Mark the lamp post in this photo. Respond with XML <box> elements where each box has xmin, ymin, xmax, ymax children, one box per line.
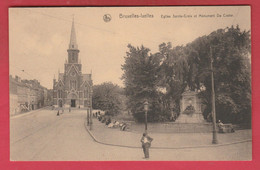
<box><xmin>87</xmin><ymin>108</ymin><xmax>90</xmax><ymax>126</ymax></box>
<box><xmin>144</xmin><ymin>100</ymin><xmax>149</xmax><ymax>133</ymax></box>
<box><xmin>89</xmin><ymin>88</ymin><xmax>93</xmax><ymax>130</ymax></box>
<box><xmin>210</xmin><ymin>46</ymin><xmax>218</xmax><ymax>144</ymax></box>
<box><xmin>170</xmin><ymin>101</ymin><xmax>174</xmax><ymax>121</ymax></box>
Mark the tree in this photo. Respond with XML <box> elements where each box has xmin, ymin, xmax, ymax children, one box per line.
<box><xmin>186</xmin><ymin>26</ymin><xmax>251</xmax><ymax>125</ymax></box>
<box><xmin>155</xmin><ymin>43</ymin><xmax>190</xmax><ymax>119</ymax></box>
<box><xmin>122</xmin><ymin>44</ymin><xmax>166</xmax><ymax>122</ymax></box>
<box><xmin>121</xmin><ymin>26</ymin><xmax>251</xmax><ymax>125</ymax></box>
<box><xmin>92</xmin><ymin>82</ymin><xmax>124</xmax><ymax>116</ymax></box>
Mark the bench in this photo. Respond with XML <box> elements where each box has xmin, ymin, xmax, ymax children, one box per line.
<box><xmin>218</xmin><ymin>123</ymin><xmax>235</xmax><ymax>133</ymax></box>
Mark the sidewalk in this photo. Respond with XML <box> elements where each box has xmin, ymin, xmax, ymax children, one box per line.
<box><xmin>10</xmin><ymin>106</ymin><xmax>50</xmax><ymax>119</ymax></box>
<box><xmin>85</xmin><ymin>119</ymin><xmax>252</xmax><ymax>149</ymax></box>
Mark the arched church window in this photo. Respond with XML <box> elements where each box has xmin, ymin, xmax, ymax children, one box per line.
<box><xmin>71</xmin><ymin>71</ymin><xmax>76</xmax><ymax>77</ymax></box>
<box><xmin>84</xmin><ymin>89</ymin><xmax>88</xmax><ymax>98</ymax></box>
<box><xmin>70</xmin><ymin>80</ymin><xmax>76</xmax><ymax>89</ymax></box>
<box><xmin>58</xmin><ymin>90</ymin><xmax>62</xmax><ymax>98</ymax></box>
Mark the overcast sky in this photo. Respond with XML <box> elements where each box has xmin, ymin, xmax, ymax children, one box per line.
<box><xmin>9</xmin><ymin>6</ymin><xmax>250</xmax><ymax>89</ymax></box>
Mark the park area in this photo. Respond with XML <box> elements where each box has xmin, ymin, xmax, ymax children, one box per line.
<box><xmin>87</xmin><ymin>115</ymin><xmax>251</xmax><ymax>150</ymax></box>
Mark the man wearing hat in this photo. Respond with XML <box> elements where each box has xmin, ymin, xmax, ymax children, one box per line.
<box><xmin>140</xmin><ymin>132</ymin><xmax>153</xmax><ymax>159</ymax></box>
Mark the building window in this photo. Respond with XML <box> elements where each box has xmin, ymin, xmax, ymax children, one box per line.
<box><xmin>79</xmin><ymin>92</ymin><xmax>83</xmax><ymax>98</ymax></box>
<box><xmin>72</xmin><ymin>53</ymin><xmax>75</xmax><ymax>61</ymax></box>
<box><xmin>58</xmin><ymin>90</ymin><xmax>62</xmax><ymax>98</ymax></box>
<box><xmin>71</xmin><ymin>71</ymin><xmax>76</xmax><ymax>77</ymax></box>
<box><xmin>84</xmin><ymin>89</ymin><xmax>88</xmax><ymax>98</ymax></box>
<box><xmin>53</xmin><ymin>91</ymin><xmax>57</xmax><ymax>98</ymax></box>
<box><xmin>70</xmin><ymin>80</ymin><xmax>76</xmax><ymax>89</ymax></box>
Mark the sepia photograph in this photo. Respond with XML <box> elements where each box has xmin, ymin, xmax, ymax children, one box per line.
<box><xmin>9</xmin><ymin>6</ymin><xmax>251</xmax><ymax>161</ymax></box>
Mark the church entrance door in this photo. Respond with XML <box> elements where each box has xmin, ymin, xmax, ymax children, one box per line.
<box><xmin>71</xmin><ymin>99</ymin><xmax>76</xmax><ymax>107</ymax></box>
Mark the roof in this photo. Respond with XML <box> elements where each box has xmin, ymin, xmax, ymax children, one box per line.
<box><xmin>82</xmin><ymin>74</ymin><xmax>92</xmax><ymax>83</ymax></box>
<box><xmin>68</xmin><ymin>18</ymin><xmax>78</xmax><ymax>50</ymax></box>
<box><xmin>58</xmin><ymin>73</ymin><xmax>64</xmax><ymax>81</ymax></box>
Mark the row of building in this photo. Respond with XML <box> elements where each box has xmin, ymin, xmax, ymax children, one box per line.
<box><xmin>9</xmin><ymin>75</ymin><xmax>52</xmax><ymax>115</ymax></box>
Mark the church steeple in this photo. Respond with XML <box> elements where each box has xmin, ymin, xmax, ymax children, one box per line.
<box><xmin>67</xmin><ymin>17</ymin><xmax>80</xmax><ymax>64</ymax></box>
<box><xmin>68</xmin><ymin>17</ymin><xmax>78</xmax><ymax>50</ymax></box>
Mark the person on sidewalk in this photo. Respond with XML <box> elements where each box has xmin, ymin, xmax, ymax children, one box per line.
<box><xmin>218</xmin><ymin>120</ymin><xmax>224</xmax><ymax>133</ymax></box>
<box><xmin>140</xmin><ymin>132</ymin><xmax>153</xmax><ymax>159</ymax></box>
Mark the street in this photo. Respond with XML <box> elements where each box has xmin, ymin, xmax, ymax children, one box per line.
<box><xmin>10</xmin><ymin>108</ymin><xmax>145</xmax><ymax>161</ymax></box>
<box><xmin>10</xmin><ymin>108</ymin><xmax>252</xmax><ymax>161</ymax></box>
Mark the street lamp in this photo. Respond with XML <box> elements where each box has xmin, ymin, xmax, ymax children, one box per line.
<box><xmin>169</xmin><ymin>100</ymin><xmax>175</xmax><ymax>121</ymax></box>
<box><xmin>144</xmin><ymin>100</ymin><xmax>149</xmax><ymax>133</ymax></box>
<box><xmin>89</xmin><ymin>88</ymin><xmax>93</xmax><ymax>130</ymax></box>
<box><xmin>210</xmin><ymin>46</ymin><xmax>218</xmax><ymax>144</ymax></box>
<box><xmin>87</xmin><ymin>107</ymin><xmax>90</xmax><ymax>126</ymax></box>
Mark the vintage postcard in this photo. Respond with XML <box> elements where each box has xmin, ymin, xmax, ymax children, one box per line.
<box><xmin>9</xmin><ymin>6</ymin><xmax>251</xmax><ymax>161</ymax></box>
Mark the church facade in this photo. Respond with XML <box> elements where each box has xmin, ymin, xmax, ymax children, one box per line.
<box><xmin>53</xmin><ymin>20</ymin><xmax>93</xmax><ymax>109</ymax></box>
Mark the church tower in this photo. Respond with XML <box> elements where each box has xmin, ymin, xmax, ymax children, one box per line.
<box><xmin>67</xmin><ymin>18</ymin><xmax>79</xmax><ymax>63</ymax></box>
<box><xmin>53</xmin><ymin>18</ymin><xmax>92</xmax><ymax>109</ymax></box>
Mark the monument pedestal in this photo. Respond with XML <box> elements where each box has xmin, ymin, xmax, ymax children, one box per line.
<box><xmin>175</xmin><ymin>112</ymin><xmax>205</xmax><ymax>123</ymax></box>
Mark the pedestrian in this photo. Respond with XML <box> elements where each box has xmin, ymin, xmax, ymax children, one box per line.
<box><xmin>69</xmin><ymin>107</ymin><xmax>71</xmax><ymax>112</ymax></box>
<box><xmin>140</xmin><ymin>132</ymin><xmax>153</xmax><ymax>159</ymax></box>
<box><xmin>218</xmin><ymin>120</ymin><xmax>224</xmax><ymax>133</ymax></box>
<box><xmin>57</xmin><ymin>110</ymin><xmax>60</xmax><ymax>116</ymax></box>
<box><xmin>106</xmin><ymin>117</ymin><xmax>111</xmax><ymax>125</ymax></box>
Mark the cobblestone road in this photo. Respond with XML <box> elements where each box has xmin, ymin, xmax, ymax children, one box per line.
<box><xmin>10</xmin><ymin>108</ymin><xmax>252</xmax><ymax>161</ymax></box>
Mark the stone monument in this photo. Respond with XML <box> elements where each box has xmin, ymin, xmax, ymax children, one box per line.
<box><xmin>175</xmin><ymin>87</ymin><xmax>205</xmax><ymax>123</ymax></box>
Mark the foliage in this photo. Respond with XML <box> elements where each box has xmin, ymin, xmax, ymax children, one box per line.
<box><xmin>92</xmin><ymin>82</ymin><xmax>125</xmax><ymax>116</ymax></box>
<box><xmin>121</xmin><ymin>44</ymin><xmax>168</xmax><ymax>122</ymax></box>
<box><xmin>121</xmin><ymin>25</ymin><xmax>251</xmax><ymax>125</ymax></box>
<box><xmin>187</xmin><ymin>26</ymin><xmax>251</xmax><ymax>125</ymax></box>
<box><xmin>155</xmin><ymin>43</ymin><xmax>189</xmax><ymax>119</ymax></box>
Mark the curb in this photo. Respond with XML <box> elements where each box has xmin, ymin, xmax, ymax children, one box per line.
<box><xmin>84</xmin><ymin>120</ymin><xmax>141</xmax><ymax>149</ymax></box>
<box><xmin>84</xmin><ymin>120</ymin><xmax>252</xmax><ymax>150</ymax></box>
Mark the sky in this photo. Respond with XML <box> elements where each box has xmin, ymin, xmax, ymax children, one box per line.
<box><xmin>9</xmin><ymin>6</ymin><xmax>251</xmax><ymax>89</ymax></box>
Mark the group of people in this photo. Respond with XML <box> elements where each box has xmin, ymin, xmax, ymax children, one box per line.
<box><xmin>95</xmin><ymin>112</ymin><xmax>130</xmax><ymax>131</ymax></box>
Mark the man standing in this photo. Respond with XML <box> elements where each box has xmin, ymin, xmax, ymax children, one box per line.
<box><xmin>140</xmin><ymin>132</ymin><xmax>153</xmax><ymax>159</ymax></box>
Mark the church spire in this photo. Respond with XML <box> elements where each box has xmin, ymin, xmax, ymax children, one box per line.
<box><xmin>69</xmin><ymin>16</ymin><xmax>78</xmax><ymax>50</ymax></box>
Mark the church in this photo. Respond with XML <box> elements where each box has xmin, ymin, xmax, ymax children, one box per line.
<box><xmin>53</xmin><ymin>19</ymin><xmax>93</xmax><ymax>109</ymax></box>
